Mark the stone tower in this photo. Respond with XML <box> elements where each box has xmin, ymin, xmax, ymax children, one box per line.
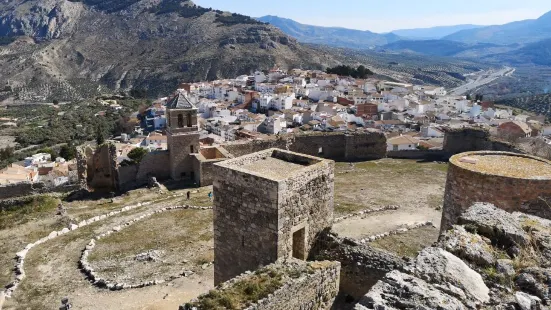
<box><xmin>212</xmin><ymin>149</ymin><xmax>335</xmax><ymax>284</ymax></box>
<box><xmin>166</xmin><ymin>92</ymin><xmax>200</xmax><ymax>181</ymax></box>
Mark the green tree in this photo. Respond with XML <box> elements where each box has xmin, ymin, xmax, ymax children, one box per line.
<box><xmin>59</xmin><ymin>145</ymin><xmax>76</xmax><ymax>160</ymax></box>
<box><xmin>127</xmin><ymin>147</ymin><xmax>148</xmax><ymax>164</ymax></box>
<box><xmin>96</xmin><ymin>124</ymin><xmax>105</xmax><ymax>145</ymax></box>
<box><xmin>0</xmin><ymin>147</ymin><xmax>14</xmax><ymax>161</ymax></box>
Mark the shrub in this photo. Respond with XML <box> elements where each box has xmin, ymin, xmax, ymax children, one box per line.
<box><xmin>127</xmin><ymin>147</ymin><xmax>148</xmax><ymax>164</ymax></box>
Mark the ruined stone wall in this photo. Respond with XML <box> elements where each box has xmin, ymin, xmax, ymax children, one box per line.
<box><xmin>117</xmin><ymin>165</ymin><xmax>139</xmax><ymax>192</ymax></box>
<box><xmin>88</xmin><ymin>143</ymin><xmax>118</xmax><ymax>191</ymax></box>
<box><xmin>0</xmin><ymin>182</ymin><xmax>46</xmax><ymax>200</ymax></box>
<box><xmin>136</xmin><ymin>151</ymin><xmax>170</xmax><ymax>183</ymax></box>
<box><xmin>182</xmin><ymin>260</ymin><xmax>341</xmax><ymax>310</ymax></box>
<box><xmin>443</xmin><ymin>128</ymin><xmax>519</xmax><ymax>155</ymax></box>
<box><xmin>310</xmin><ymin>230</ymin><xmax>405</xmax><ymax>301</ymax></box>
<box><xmin>344</xmin><ymin>131</ymin><xmax>387</xmax><ymax>161</ymax></box>
<box><xmin>213</xmin><ymin>161</ymin><xmax>280</xmax><ymax>285</ymax></box>
<box><xmin>386</xmin><ymin>150</ymin><xmax>449</xmax><ymax>160</ymax></box>
<box><xmin>196</xmin><ymin>158</ymin><xmax>225</xmax><ymax>187</ymax></box>
<box><xmin>76</xmin><ymin>146</ymin><xmax>88</xmax><ymax>190</ymax></box>
<box><xmin>441</xmin><ymin>151</ymin><xmax>551</xmax><ymax>232</ymax></box>
<box><xmin>222</xmin><ymin>131</ymin><xmax>386</xmax><ymax>161</ymax></box>
<box><xmin>118</xmin><ymin>151</ymin><xmax>171</xmax><ymax>191</ymax></box>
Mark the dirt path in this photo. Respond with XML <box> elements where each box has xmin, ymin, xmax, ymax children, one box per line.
<box><xmin>333</xmin><ymin>204</ymin><xmax>442</xmax><ymax>239</ymax></box>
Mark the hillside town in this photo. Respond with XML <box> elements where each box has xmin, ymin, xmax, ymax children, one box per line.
<box><xmin>1</xmin><ymin>66</ymin><xmax>550</xmax><ymax>186</ymax></box>
<box><xmin>130</xmin><ymin>67</ymin><xmax>549</xmax><ymax>155</ymax></box>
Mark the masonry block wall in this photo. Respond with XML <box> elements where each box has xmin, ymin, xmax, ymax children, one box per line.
<box><xmin>443</xmin><ymin>128</ymin><xmax>519</xmax><ymax>155</ymax></box>
<box><xmin>213</xmin><ymin>149</ymin><xmax>334</xmax><ymax>285</ymax></box>
<box><xmin>441</xmin><ymin>151</ymin><xmax>551</xmax><ymax>232</ymax></box>
<box><xmin>88</xmin><ymin>143</ymin><xmax>118</xmax><ymax>191</ymax></box>
<box><xmin>222</xmin><ymin>131</ymin><xmax>386</xmax><ymax>162</ymax></box>
<box><xmin>168</xmin><ymin>132</ymin><xmax>200</xmax><ymax>180</ymax></box>
<box><xmin>118</xmin><ymin>151</ymin><xmax>171</xmax><ymax>191</ymax></box>
<box><xmin>0</xmin><ymin>182</ymin><xmax>46</xmax><ymax>200</ymax></box>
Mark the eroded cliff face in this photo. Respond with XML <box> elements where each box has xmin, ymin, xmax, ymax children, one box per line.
<box><xmin>0</xmin><ymin>0</ymin><xmax>84</xmax><ymax>39</ymax></box>
<box><xmin>0</xmin><ymin>0</ymin><xmax>334</xmax><ymax>101</ymax></box>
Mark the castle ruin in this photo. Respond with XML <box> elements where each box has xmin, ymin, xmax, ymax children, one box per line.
<box><xmin>212</xmin><ymin>149</ymin><xmax>334</xmax><ymax>284</ymax></box>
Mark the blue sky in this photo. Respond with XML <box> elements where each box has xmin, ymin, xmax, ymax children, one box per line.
<box><xmin>194</xmin><ymin>0</ymin><xmax>551</xmax><ymax>32</ymax></box>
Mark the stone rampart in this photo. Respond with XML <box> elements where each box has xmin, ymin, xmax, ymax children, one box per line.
<box><xmin>441</xmin><ymin>151</ymin><xmax>551</xmax><ymax>232</ymax></box>
<box><xmin>442</xmin><ymin>127</ymin><xmax>519</xmax><ymax>155</ymax></box>
<box><xmin>0</xmin><ymin>182</ymin><xmax>46</xmax><ymax>200</ymax></box>
<box><xmin>191</xmin><ymin>147</ymin><xmax>233</xmax><ymax>186</ymax></box>
<box><xmin>222</xmin><ymin>131</ymin><xmax>386</xmax><ymax>162</ymax></box>
<box><xmin>310</xmin><ymin>230</ymin><xmax>405</xmax><ymax>301</ymax></box>
<box><xmin>118</xmin><ymin>151</ymin><xmax>171</xmax><ymax>191</ymax></box>
<box><xmin>182</xmin><ymin>260</ymin><xmax>340</xmax><ymax>310</ymax></box>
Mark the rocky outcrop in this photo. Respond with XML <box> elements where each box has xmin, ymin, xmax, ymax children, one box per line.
<box><xmin>310</xmin><ymin>230</ymin><xmax>405</xmax><ymax>300</ymax></box>
<box><xmin>0</xmin><ymin>0</ymin><xmax>83</xmax><ymax>39</ymax></box>
<box><xmin>357</xmin><ymin>203</ymin><xmax>551</xmax><ymax>309</ymax></box>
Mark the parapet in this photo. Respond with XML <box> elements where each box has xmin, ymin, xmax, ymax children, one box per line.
<box><xmin>441</xmin><ymin>151</ymin><xmax>551</xmax><ymax>231</ymax></box>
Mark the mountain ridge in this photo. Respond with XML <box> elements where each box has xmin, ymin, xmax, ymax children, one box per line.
<box><xmin>443</xmin><ymin>10</ymin><xmax>551</xmax><ymax>44</ymax></box>
<box><xmin>0</xmin><ymin>0</ymin><xmax>337</xmax><ymax>101</ymax></box>
<box><xmin>257</xmin><ymin>15</ymin><xmax>401</xmax><ymax>49</ymax></box>
<box><xmin>391</xmin><ymin>24</ymin><xmax>483</xmax><ymax>39</ymax></box>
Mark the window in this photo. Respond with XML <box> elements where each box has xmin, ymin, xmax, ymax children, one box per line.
<box><xmin>190</xmin><ymin>145</ymin><xmax>194</xmax><ymax>153</ymax></box>
<box><xmin>187</xmin><ymin>113</ymin><xmax>193</xmax><ymax>127</ymax></box>
<box><xmin>318</xmin><ymin>147</ymin><xmax>323</xmax><ymax>155</ymax></box>
<box><xmin>177</xmin><ymin>114</ymin><xmax>184</xmax><ymax>128</ymax></box>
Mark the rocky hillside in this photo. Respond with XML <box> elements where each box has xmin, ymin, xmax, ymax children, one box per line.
<box><xmin>0</xmin><ymin>0</ymin><xmax>338</xmax><ymax>101</ymax></box>
<box><xmin>358</xmin><ymin>202</ymin><xmax>551</xmax><ymax>309</ymax></box>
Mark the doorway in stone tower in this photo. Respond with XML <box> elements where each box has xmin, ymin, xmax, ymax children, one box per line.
<box><xmin>292</xmin><ymin>226</ymin><xmax>307</xmax><ymax>260</ymax></box>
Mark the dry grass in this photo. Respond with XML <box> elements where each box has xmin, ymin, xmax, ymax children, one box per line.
<box><xmin>88</xmin><ymin>208</ymin><xmax>213</xmax><ymax>284</ymax></box>
<box><xmin>0</xmin><ymin>195</ymin><xmax>60</xmax><ymax>230</ymax></box>
<box><xmin>370</xmin><ymin>226</ymin><xmax>440</xmax><ymax>257</ymax></box>
<box><xmin>188</xmin><ymin>270</ymin><xmax>283</xmax><ymax>310</ymax></box>
<box><xmin>334</xmin><ymin>159</ymin><xmax>448</xmax><ymax>215</ymax></box>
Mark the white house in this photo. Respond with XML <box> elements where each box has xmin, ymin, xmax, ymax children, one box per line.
<box><xmin>421</xmin><ymin>126</ymin><xmax>445</xmax><ymax>138</ymax></box>
<box><xmin>387</xmin><ymin>135</ymin><xmax>420</xmax><ymax>151</ymax></box>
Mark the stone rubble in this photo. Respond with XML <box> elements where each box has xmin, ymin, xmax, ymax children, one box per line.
<box><xmin>358</xmin><ymin>220</ymin><xmax>435</xmax><ymax>244</ymax></box>
<box><xmin>334</xmin><ymin>205</ymin><xmax>400</xmax><ymax>223</ymax></box>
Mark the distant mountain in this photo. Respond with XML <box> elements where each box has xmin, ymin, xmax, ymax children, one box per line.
<box><xmin>257</xmin><ymin>15</ymin><xmax>401</xmax><ymax>49</ymax></box>
<box><xmin>485</xmin><ymin>38</ymin><xmax>551</xmax><ymax>66</ymax></box>
<box><xmin>381</xmin><ymin>40</ymin><xmax>518</xmax><ymax>58</ymax></box>
<box><xmin>444</xmin><ymin>10</ymin><xmax>551</xmax><ymax>44</ymax></box>
<box><xmin>391</xmin><ymin>25</ymin><xmax>483</xmax><ymax>39</ymax></box>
